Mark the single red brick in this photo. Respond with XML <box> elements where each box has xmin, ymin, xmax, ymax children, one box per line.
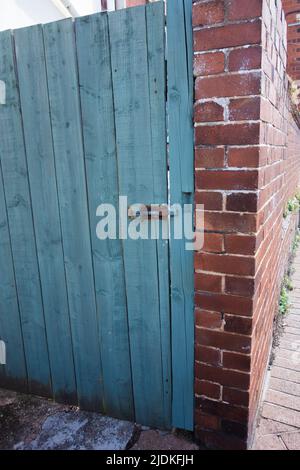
<box><xmin>196</xmin><ymin>366</ymin><xmax>250</xmax><ymax>390</ymax></box>
<box><xmin>223</xmin><ymin>351</ymin><xmax>251</xmax><ymax>372</ymax></box>
<box><xmin>195</xmin><ymin>273</ymin><xmax>223</xmax><ymax>293</ymax></box>
<box><xmin>201</xmin><ymin>211</ymin><xmax>257</xmax><ymax>233</ymax></box>
<box><xmin>195</xmin><ymin>411</ymin><xmax>220</xmax><ymax>431</ymax></box>
<box><xmin>225</xmin><ymin>276</ymin><xmax>255</xmax><ymax>297</ymax></box>
<box><xmin>195</xmin><ymin>101</ymin><xmax>224</xmax><ymax>122</ymax></box>
<box><xmin>228</xmin><ymin>147</ymin><xmax>260</xmax><ymax>168</ymax></box>
<box><xmin>194</xmin><ymin>52</ymin><xmax>225</xmax><ymax>77</ymax></box>
<box><xmin>195</xmin><ymin>345</ymin><xmax>221</xmax><ymax>366</ymax></box>
<box><xmin>196</xmin><ymin>170</ymin><xmax>259</xmax><ymax>190</ymax></box>
<box><xmin>193</xmin><ymin>0</ymin><xmax>225</xmax><ymax>26</ymax></box>
<box><xmin>195</xmin><ymin>123</ymin><xmax>260</xmax><ymax>146</ymax></box>
<box><xmin>195</xmin><ymin>378</ymin><xmax>221</xmax><ymax>400</ymax></box>
<box><xmin>195</xmin><ymin>72</ymin><xmax>261</xmax><ymax>99</ymax></box>
<box><xmin>202</xmin><ymin>233</ymin><xmax>224</xmax><ymax>253</ymax></box>
<box><xmin>229</xmin><ymin>97</ymin><xmax>261</xmax><ymax>121</ymax></box>
<box><xmin>224</xmin><ymin>234</ymin><xmax>256</xmax><ymax>255</ymax></box>
<box><xmin>226</xmin><ymin>192</ymin><xmax>258</xmax><ymax>212</ymax></box>
<box><xmin>195</xmin><ymin>191</ymin><xmax>223</xmax><ymax>210</ymax></box>
<box><xmin>195</xmin><ymin>147</ymin><xmax>225</xmax><ymax>168</ymax></box>
<box><xmin>196</xmin><ymin>309</ymin><xmax>223</xmax><ymax>328</ymax></box>
<box><xmin>224</xmin><ymin>314</ymin><xmax>253</xmax><ymax>335</ymax></box>
<box><xmin>223</xmin><ymin>387</ymin><xmax>250</xmax><ymax>407</ymax></box>
<box><xmin>195</xmin><ymin>292</ymin><xmax>253</xmax><ymax>317</ymax></box>
<box><xmin>229</xmin><ymin>46</ymin><xmax>262</xmax><ymax>72</ymax></box>
<box><xmin>195</xmin><ymin>253</ymin><xmax>255</xmax><ymax>276</ymax></box>
<box><xmin>194</xmin><ymin>21</ymin><xmax>262</xmax><ymax>52</ymax></box>
<box><xmin>228</xmin><ymin>0</ymin><xmax>262</xmax><ymax>21</ymax></box>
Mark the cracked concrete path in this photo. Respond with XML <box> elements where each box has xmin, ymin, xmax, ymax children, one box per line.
<box><xmin>0</xmin><ymin>389</ymin><xmax>198</xmax><ymax>450</ymax></box>
<box><xmin>253</xmin><ymin>249</ymin><xmax>300</xmax><ymax>450</ymax></box>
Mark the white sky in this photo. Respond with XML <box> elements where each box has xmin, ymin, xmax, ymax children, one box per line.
<box><xmin>0</xmin><ymin>0</ymin><xmax>102</xmax><ymax>32</ymax></box>
<box><xmin>71</xmin><ymin>0</ymin><xmax>101</xmax><ymax>15</ymax></box>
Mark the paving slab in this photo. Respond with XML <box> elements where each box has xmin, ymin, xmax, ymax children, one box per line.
<box><xmin>255</xmin><ymin>418</ymin><xmax>298</xmax><ymax>436</ymax></box>
<box><xmin>253</xmin><ymin>434</ymin><xmax>286</xmax><ymax>451</ymax></box>
<box><xmin>273</xmin><ymin>357</ymin><xmax>300</xmax><ymax>372</ymax></box>
<box><xmin>279</xmin><ymin>340</ymin><xmax>300</xmax><ymax>352</ymax></box>
<box><xmin>281</xmin><ymin>432</ymin><xmax>300</xmax><ymax>450</ymax></box>
<box><xmin>287</xmin><ymin>310</ymin><xmax>300</xmax><ymax>317</ymax></box>
<box><xmin>261</xmin><ymin>402</ymin><xmax>300</xmax><ymax>428</ymax></box>
<box><xmin>15</xmin><ymin>411</ymin><xmax>135</xmax><ymax>450</ymax></box>
<box><xmin>269</xmin><ymin>376</ymin><xmax>300</xmax><ymax>397</ymax></box>
<box><xmin>0</xmin><ymin>390</ymin><xmax>134</xmax><ymax>450</ymax></box>
<box><xmin>279</xmin><ymin>333</ymin><xmax>300</xmax><ymax>344</ymax></box>
<box><xmin>275</xmin><ymin>348</ymin><xmax>300</xmax><ymax>360</ymax></box>
<box><xmin>284</xmin><ymin>327</ymin><xmax>300</xmax><ymax>336</ymax></box>
<box><xmin>266</xmin><ymin>390</ymin><xmax>300</xmax><ymax>412</ymax></box>
<box><xmin>285</xmin><ymin>319</ymin><xmax>300</xmax><ymax>328</ymax></box>
<box><xmin>271</xmin><ymin>366</ymin><xmax>300</xmax><ymax>383</ymax></box>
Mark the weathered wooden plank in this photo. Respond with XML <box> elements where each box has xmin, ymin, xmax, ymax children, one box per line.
<box><xmin>14</xmin><ymin>25</ymin><xmax>77</xmax><ymax>404</ymax></box>
<box><xmin>108</xmin><ymin>5</ymin><xmax>167</xmax><ymax>427</ymax></box>
<box><xmin>167</xmin><ymin>0</ymin><xmax>195</xmax><ymax>431</ymax></box>
<box><xmin>0</xmin><ymin>161</ymin><xmax>27</xmax><ymax>392</ymax></box>
<box><xmin>146</xmin><ymin>1</ymin><xmax>171</xmax><ymax>428</ymax></box>
<box><xmin>0</xmin><ymin>30</ymin><xmax>52</xmax><ymax>396</ymax></box>
<box><xmin>43</xmin><ymin>19</ymin><xmax>104</xmax><ymax>410</ymax></box>
<box><xmin>75</xmin><ymin>12</ymin><xmax>134</xmax><ymax>420</ymax></box>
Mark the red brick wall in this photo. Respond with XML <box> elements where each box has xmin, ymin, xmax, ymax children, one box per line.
<box><xmin>249</xmin><ymin>0</ymin><xmax>300</xmax><ymax>440</ymax></box>
<box><xmin>283</xmin><ymin>0</ymin><xmax>300</xmax><ymax>82</ymax></box>
<box><xmin>194</xmin><ymin>0</ymin><xmax>300</xmax><ymax>449</ymax></box>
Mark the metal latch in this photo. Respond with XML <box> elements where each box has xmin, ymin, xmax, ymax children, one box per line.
<box><xmin>128</xmin><ymin>204</ymin><xmax>177</xmax><ymax>220</ymax></box>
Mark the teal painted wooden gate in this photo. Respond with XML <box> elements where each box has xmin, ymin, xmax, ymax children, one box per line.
<box><xmin>0</xmin><ymin>1</ymin><xmax>194</xmax><ymax>430</ymax></box>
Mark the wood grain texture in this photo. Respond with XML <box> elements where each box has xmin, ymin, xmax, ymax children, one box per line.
<box><xmin>108</xmin><ymin>5</ymin><xmax>168</xmax><ymax>428</ymax></box>
<box><xmin>0</xmin><ymin>158</ymin><xmax>27</xmax><ymax>392</ymax></box>
<box><xmin>43</xmin><ymin>19</ymin><xmax>104</xmax><ymax>411</ymax></box>
<box><xmin>0</xmin><ymin>30</ymin><xmax>52</xmax><ymax>396</ymax></box>
<box><xmin>14</xmin><ymin>25</ymin><xmax>77</xmax><ymax>404</ymax></box>
<box><xmin>75</xmin><ymin>12</ymin><xmax>134</xmax><ymax>420</ymax></box>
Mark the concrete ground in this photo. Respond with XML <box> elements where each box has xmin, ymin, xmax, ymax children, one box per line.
<box><xmin>253</xmin><ymin>249</ymin><xmax>300</xmax><ymax>450</ymax></box>
<box><xmin>0</xmin><ymin>389</ymin><xmax>198</xmax><ymax>450</ymax></box>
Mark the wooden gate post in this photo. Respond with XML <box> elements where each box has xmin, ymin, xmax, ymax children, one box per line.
<box><xmin>167</xmin><ymin>0</ymin><xmax>195</xmax><ymax>431</ymax></box>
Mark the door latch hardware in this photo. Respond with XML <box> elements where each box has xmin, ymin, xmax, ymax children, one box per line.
<box><xmin>128</xmin><ymin>205</ymin><xmax>177</xmax><ymax>220</ymax></box>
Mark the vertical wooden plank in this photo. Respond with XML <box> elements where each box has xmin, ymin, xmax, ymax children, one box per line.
<box><xmin>108</xmin><ymin>5</ymin><xmax>168</xmax><ymax>427</ymax></box>
<box><xmin>75</xmin><ymin>12</ymin><xmax>134</xmax><ymax>420</ymax></box>
<box><xmin>14</xmin><ymin>25</ymin><xmax>77</xmax><ymax>404</ymax></box>
<box><xmin>146</xmin><ymin>2</ymin><xmax>171</xmax><ymax>428</ymax></box>
<box><xmin>0</xmin><ymin>30</ymin><xmax>52</xmax><ymax>396</ymax></box>
<box><xmin>43</xmin><ymin>19</ymin><xmax>104</xmax><ymax>411</ymax></box>
<box><xmin>167</xmin><ymin>0</ymin><xmax>195</xmax><ymax>430</ymax></box>
<box><xmin>0</xmin><ymin>161</ymin><xmax>27</xmax><ymax>392</ymax></box>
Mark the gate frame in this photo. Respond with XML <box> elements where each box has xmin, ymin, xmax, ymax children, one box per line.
<box><xmin>167</xmin><ymin>0</ymin><xmax>195</xmax><ymax>431</ymax></box>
